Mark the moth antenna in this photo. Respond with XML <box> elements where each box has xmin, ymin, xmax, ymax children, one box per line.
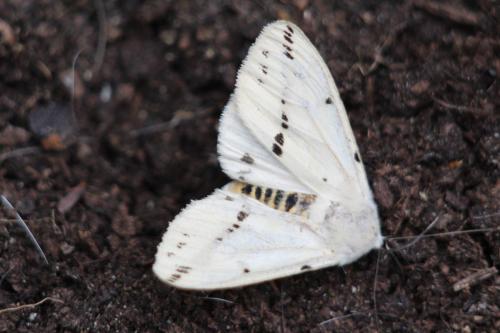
<box><xmin>1</xmin><ymin>195</ymin><xmax>48</xmax><ymax>264</ymax></box>
<box><xmin>384</xmin><ymin>212</ymin><xmax>499</xmax><ymax>253</ymax></box>
<box><xmin>383</xmin><ymin>243</ymin><xmax>405</xmax><ymax>273</ymax></box>
<box><xmin>385</xmin><ymin>216</ymin><xmax>441</xmax><ymax>252</ymax></box>
<box><xmin>386</xmin><ymin>227</ymin><xmax>499</xmax><ymax>249</ymax></box>
<box><xmin>372</xmin><ymin>249</ymin><xmax>382</xmax><ymax>331</ymax></box>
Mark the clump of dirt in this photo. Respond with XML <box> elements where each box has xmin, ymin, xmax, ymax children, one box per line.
<box><xmin>0</xmin><ymin>1</ymin><xmax>498</xmax><ymax>332</ymax></box>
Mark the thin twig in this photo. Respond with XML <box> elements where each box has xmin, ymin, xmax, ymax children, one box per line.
<box><xmin>92</xmin><ymin>0</ymin><xmax>107</xmax><ymax>74</ymax></box>
<box><xmin>373</xmin><ymin>250</ymin><xmax>381</xmax><ymax>331</ymax></box>
<box><xmin>413</xmin><ymin>0</ymin><xmax>482</xmax><ymax>27</ymax></box>
<box><xmin>387</xmin><ymin>227</ymin><xmax>499</xmax><ymax>241</ymax></box>
<box><xmin>472</xmin><ymin>212</ymin><xmax>500</xmax><ymax>219</ymax></box>
<box><xmin>363</xmin><ymin>21</ymin><xmax>408</xmax><ymax>75</ymax></box>
<box><xmin>433</xmin><ymin>97</ymin><xmax>487</xmax><ymax>115</ymax></box>
<box><xmin>0</xmin><ymin>219</ymin><xmax>18</xmax><ymax>224</ymax></box>
<box><xmin>280</xmin><ymin>283</ymin><xmax>285</xmax><ymax>333</ymax></box>
<box><xmin>1</xmin><ymin>195</ymin><xmax>48</xmax><ymax>264</ymax></box>
<box><xmin>318</xmin><ymin>311</ymin><xmax>364</xmax><ymax>326</ymax></box>
<box><xmin>388</xmin><ymin>216</ymin><xmax>440</xmax><ymax>251</ymax></box>
<box><xmin>0</xmin><ymin>267</ymin><xmax>13</xmax><ymax>287</ymax></box>
<box><xmin>71</xmin><ymin>49</ymin><xmax>83</xmax><ymax>126</ymax></box>
<box><xmin>0</xmin><ymin>146</ymin><xmax>41</xmax><ymax>164</ymax></box>
<box><xmin>452</xmin><ymin>267</ymin><xmax>498</xmax><ymax>292</ymax></box>
<box><xmin>130</xmin><ymin>109</ymin><xmax>211</xmax><ymax>137</ymax></box>
<box><xmin>0</xmin><ymin>297</ymin><xmax>63</xmax><ymax>315</ymax></box>
<box><xmin>198</xmin><ymin>296</ymin><xmax>234</xmax><ymax>305</ymax></box>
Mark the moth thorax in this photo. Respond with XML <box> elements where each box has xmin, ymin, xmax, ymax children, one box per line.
<box><xmin>227</xmin><ymin>181</ymin><xmax>316</xmax><ymax>217</ymax></box>
<box><xmin>308</xmin><ymin>197</ymin><xmax>383</xmax><ymax>263</ymax></box>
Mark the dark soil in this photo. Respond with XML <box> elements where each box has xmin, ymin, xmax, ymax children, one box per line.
<box><xmin>1</xmin><ymin>1</ymin><xmax>499</xmax><ymax>332</ymax></box>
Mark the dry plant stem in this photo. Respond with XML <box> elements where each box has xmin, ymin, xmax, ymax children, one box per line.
<box><xmin>0</xmin><ymin>146</ymin><xmax>41</xmax><ymax>164</ymax></box>
<box><xmin>413</xmin><ymin>0</ymin><xmax>482</xmax><ymax>26</ymax></box>
<box><xmin>387</xmin><ymin>227</ymin><xmax>500</xmax><ymax>241</ymax></box>
<box><xmin>365</xmin><ymin>21</ymin><xmax>408</xmax><ymax>75</ymax></box>
<box><xmin>199</xmin><ymin>296</ymin><xmax>234</xmax><ymax>305</ymax></box>
<box><xmin>433</xmin><ymin>97</ymin><xmax>486</xmax><ymax>115</ymax></box>
<box><xmin>129</xmin><ymin>109</ymin><xmax>211</xmax><ymax>137</ymax></box>
<box><xmin>71</xmin><ymin>49</ymin><xmax>83</xmax><ymax>126</ymax></box>
<box><xmin>452</xmin><ymin>267</ymin><xmax>498</xmax><ymax>292</ymax></box>
<box><xmin>280</xmin><ymin>283</ymin><xmax>286</xmax><ymax>333</ymax></box>
<box><xmin>0</xmin><ymin>195</ymin><xmax>49</xmax><ymax>264</ymax></box>
<box><xmin>472</xmin><ymin>212</ymin><xmax>500</xmax><ymax>219</ymax></box>
<box><xmin>92</xmin><ymin>0</ymin><xmax>107</xmax><ymax>74</ymax></box>
<box><xmin>388</xmin><ymin>216</ymin><xmax>440</xmax><ymax>251</ymax></box>
<box><xmin>372</xmin><ymin>249</ymin><xmax>381</xmax><ymax>331</ymax></box>
<box><xmin>318</xmin><ymin>312</ymin><xmax>364</xmax><ymax>326</ymax></box>
<box><xmin>0</xmin><ymin>219</ymin><xmax>18</xmax><ymax>224</ymax></box>
<box><xmin>0</xmin><ymin>297</ymin><xmax>63</xmax><ymax>315</ymax></box>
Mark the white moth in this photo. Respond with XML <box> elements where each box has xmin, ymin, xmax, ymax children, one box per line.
<box><xmin>153</xmin><ymin>20</ymin><xmax>383</xmax><ymax>290</ymax></box>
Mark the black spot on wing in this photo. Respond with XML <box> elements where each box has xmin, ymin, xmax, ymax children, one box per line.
<box><xmin>326</xmin><ymin>97</ymin><xmax>333</xmax><ymax>104</ymax></box>
<box><xmin>301</xmin><ymin>265</ymin><xmax>312</xmax><ymax>271</ymax></box>
<box><xmin>281</xmin><ymin>114</ymin><xmax>289</xmax><ymax>129</ymax></box>
<box><xmin>237</xmin><ymin>211</ymin><xmax>248</xmax><ymax>221</ymax></box>
<box><xmin>261</xmin><ymin>64</ymin><xmax>268</xmax><ymax>75</ymax></box>
<box><xmin>284</xmin><ymin>51</ymin><xmax>294</xmax><ymax>60</ymax></box>
<box><xmin>264</xmin><ymin>188</ymin><xmax>272</xmax><ymax>203</ymax></box>
<box><xmin>233</xmin><ymin>224</ymin><xmax>240</xmax><ymax>229</ymax></box>
<box><xmin>275</xmin><ymin>133</ymin><xmax>284</xmax><ymax>146</ymax></box>
<box><xmin>241</xmin><ymin>153</ymin><xmax>254</xmax><ymax>164</ymax></box>
<box><xmin>262</xmin><ymin>50</ymin><xmax>269</xmax><ymax>57</ymax></box>
<box><xmin>283</xmin><ymin>43</ymin><xmax>292</xmax><ymax>52</ymax></box>
<box><xmin>244</xmin><ymin>268</ymin><xmax>250</xmax><ymax>273</ymax></box>
<box><xmin>255</xmin><ymin>186</ymin><xmax>262</xmax><ymax>200</ymax></box>
<box><xmin>354</xmin><ymin>153</ymin><xmax>361</xmax><ymax>162</ymax></box>
<box><xmin>168</xmin><ymin>273</ymin><xmax>182</xmax><ymax>283</ymax></box>
<box><xmin>281</xmin><ymin>99</ymin><xmax>285</xmax><ymax>104</ymax></box>
<box><xmin>242</xmin><ymin>184</ymin><xmax>253</xmax><ymax>194</ymax></box>
<box><xmin>285</xmin><ymin>193</ymin><xmax>298</xmax><ymax>212</ymax></box>
<box><xmin>272</xmin><ymin>144</ymin><xmax>283</xmax><ymax>156</ymax></box>
<box><xmin>274</xmin><ymin>190</ymin><xmax>284</xmax><ymax>208</ymax></box>
<box><xmin>322</xmin><ymin>177</ymin><xmax>327</xmax><ymax>182</ymax></box>
<box><xmin>284</xmin><ymin>30</ymin><xmax>293</xmax><ymax>43</ymax></box>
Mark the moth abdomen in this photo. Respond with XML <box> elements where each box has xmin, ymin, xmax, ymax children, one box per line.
<box><xmin>228</xmin><ymin>181</ymin><xmax>315</xmax><ymax>216</ymax></box>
